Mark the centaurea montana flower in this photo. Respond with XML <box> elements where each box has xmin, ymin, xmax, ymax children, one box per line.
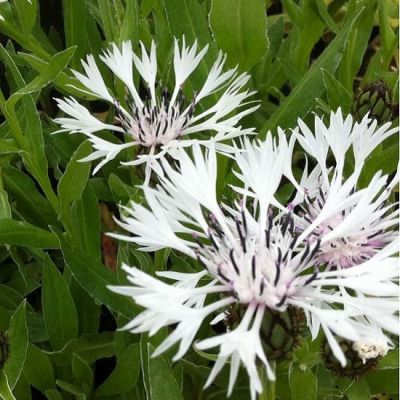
<box><xmin>108</xmin><ymin>125</ymin><xmax>398</xmax><ymax>398</ymax></box>
<box><xmin>292</xmin><ymin>109</ymin><xmax>398</xmax><ymax>269</ymax></box>
<box><xmin>54</xmin><ymin>38</ymin><xmax>257</xmax><ymax>177</ymax></box>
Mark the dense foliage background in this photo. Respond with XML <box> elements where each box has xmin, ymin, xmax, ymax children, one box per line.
<box><xmin>0</xmin><ymin>0</ymin><xmax>398</xmax><ymax>399</ymax></box>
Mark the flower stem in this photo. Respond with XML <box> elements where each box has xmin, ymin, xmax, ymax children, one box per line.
<box><xmin>258</xmin><ymin>361</ymin><xmax>276</xmax><ymax>400</ymax></box>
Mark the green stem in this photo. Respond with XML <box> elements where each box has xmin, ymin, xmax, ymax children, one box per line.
<box><xmin>258</xmin><ymin>360</ymin><xmax>276</xmax><ymax>400</ymax></box>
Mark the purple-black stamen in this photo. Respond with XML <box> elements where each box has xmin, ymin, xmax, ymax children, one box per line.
<box><xmin>259</xmin><ymin>279</ymin><xmax>265</xmax><ymax>295</ymax></box>
<box><xmin>274</xmin><ymin>248</ymin><xmax>282</xmax><ymax>286</ymax></box>
<box><xmin>281</xmin><ymin>214</ymin><xmax>291</xmax><ymax>236</ymax></box>
<box><xmin>192</xmin><ymin>233</ymin><xmax>204</xmax><ymax>248</ymax></box>
<box><xmin>241</xmin><ymin>208</ymin><xmax>248</xmax><ymax>234</ymax></box>
<box><xmin>235</xmin><ymin>218</ymin><xmax>247</xmax><ymax>253</ymax></box>
<box><xmin>304</xmin><ymin>272</ymin><xmax>318</xmax><ymax>286</ymax></box>
<box><xmin>209</xmin><ymin>231</ymin><xmax>219</xmax><ymax>250</ymax></box>
<box><xmin>275</xmin><ymin>294</ymin><xmax>287</xmax><ymax>307</ymax></box>
<box><xmin>217</xmin><ymin>267</ymin><xmax>230</xmax><ymax>283</ymax></box>
<box><xmin>304</xmin><ymin>215</ymin><xmax>313</xmax><ymax>224</ymax></box>
<box><xmin>289</xmin><ymin>233</ymin><xmax>298</xmax><ymax>249</ymax></box>
<box><xmin>251</xmin><ymin>255</ymin><xmax>256</xmax><ymax>280</ymax></box>
<box><xmin>299</xmin><ymin>243</ymin><xmax>310</xmax><ymax>264</ymax></box>
<box><xmin>229</xmin><ymin>249</ymin><xmax>240</xmax><ymax>275</ymax></box>
<box><xmin>367</xmin><ymin>230</ymin><xmax>383</xmax><ymax>239</ymax></box>
<box><xmin>265</xmin><ymin>229</ymin><xmax>270</xmax><ymax>248</ymax></box>
<box><xmin>268</xmin><ymin>211</ymin><xmax>273</xmax><ymax>229</ymax></box>
<box><xmin>309</xmin><ymin>239</ymin><xmax>321</xmax><ymax>260</ymax></box>
<box><xmin>282</xmin><ymin>249</ymin><xmax>290</xmax><ymax>263</ymax></box>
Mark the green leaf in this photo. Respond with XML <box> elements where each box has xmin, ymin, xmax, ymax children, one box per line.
<box><xmin>42</xmin><ymin>255</ymin><xmax>79</xmax><ymax>351</ymax></box>
<box><xmin>377</xmin><ymin>349</ymin><xmax>399</xmax><ymax>370</ymax></box>
<box><xmin>260</xmin><ymin>7</ymin><xmax>363</xmax><ymax>134</ymax></box>
<box><xmin>289</xmin><ymin>366</ymin><xmax>317</xmax><ymax>400</ymax></box>
<box><xmin>98</xmin><ymin>0</ymin><xmax>118</xmax><ymax>42</ymax></box>
<box><xmin>63</xmin><ymin>0</ymin><xmax>88</xmax><ymax>70</ymax></box>
<box><xmin>55</xmin><ymin>380</ymin><xmax>86</xmax><ymax>400</ymax></box>
<box><xmin>93</xmin><ymin>343</ymin><xmax>140</xmax><ymax>398</ymax></box>
<box><xmin>170</xmin><ymin>252</ymin><xmax>196</xmax><ymax>274</ymax></box>
<box><xmin>282</xmin><ymin>0</ymin><xmax>302</xmax><ymax>26</ymax></box>
<box><xmin>163</xmin><ymin>0</ymin><xmax>212</xmax><ymax>44</ymax></box>
<box><xmin>209</xmin><ymin>0</ymin><xmax>267</xmax><ymax>70</ymax></box>
<box><xmin>19</xmin><ymin>95</ymin><xmax>48</xmax><ymax>171</ymax></box>
<box><xmin>3</xmin><ymin>301</ymin><xmax>28</xmax><ymax>390</ymax></box>
<box><xmin>312</xmin><ymin>0</ymin><xmax>338</xmax><ymax>33</ymax></box>
<box><xmin>378</xmin><ymin>0</ymin><xmax>396</xmax><ymax>51</ymax></box>
<box><xmin>140</xmin><ymin>331</ymin><xmax>168</xmax><ymax>397</ymax></box>
<box><xmin>11</xmin><ymin>374</ymin><xmax>30</xmax><ymax>400</ymax></box>
<box><xmin>147</xmin><ymin>344</ymin><xmax>184</xmax><ymax>400</ymax></box>
<box><xmin>162</xmin><ymin>0</ymin><xmax>217</xmax><ymax>88</ymax></box>
<box><xmin>0</xmin><ymin>44</ymin><xmax>25</xmax><ymax>89</ymax></box>
<box><xmin>69</xmin><ymin>279</ymin><xmax>101</xmax><ymax>335</ymax></box>
<box><xmin>0</xmin><ymin>220</ymin><xmax>59</xmax><ymax>249</ymax></box>
<box><xmin>128</xmin><ymin>249</ymin><xmax>154</xmax><ymax>272</ymax></box>
<box><xmin>154</xmin><ymin>248</ymin><xmax>170</xmax><ymax>271</ymax></box>
<box><xmin>358</xmin><ymin>144</ymin><xmax>398</xmax><ymax>188</ymax></box>
<box><xmin>0</xmin><ymin>44</ymin><xmax>45</xmax><ymax>164</ymax></box>
<box><xmin>119</xmin><ymin>0</ymin><xmax>139</xmax><ymax>44</ymax></box>
<box><xmin>1</xmin><ymin>46</ymin><xmax>74</xmax><ymax>166</ymax></box>
<box><xmin>0</xmin><ymin>304</ymin><xmax>11</xmax><ymax>331</ymax></box>
<box><xmin>2</xmin><ymin>166</ymin><xmax>58</xmax><ymax>229</ymax></box>
<box><xmin>69</xmin><ymin>185</ymin><xmax>101</xmax><ymax>259</ymax></box>
<box><xmin>18</xmin><ymin>52</ymin><xmax>90</xmax><ymax>98</ymax></box>
<box><xmin>285</xmin><ymin>0</ymin><xmax>327</xmax><ymax>77</ymax></box>
<box><xmin>338</xmin><ymin>0</ymin><xmax>375</xmax><ymax>91</ymax></box>
<box><xmin>13</xmin><ymin>0</ymin><xmax>37</xmax><ymax>34</ymax></box>
<box><xmin>346</xmin><ymin>379</ymin><xmax>371</xmax><ymax>400</ymax></box>
<box><xmin>44</xmin><ymin>389</ymin><xmax>63</xmax><ymax>400</ymax></box>
<box><xmin>363</xmin><ymin>0</ymin><xmax>397</xmax><ymax>84</ymax></box>
<box><xmin>0</xmin><ymin>45</ymin><xmax>58</xmax><ymax>211</ymax></box>
<box><xmin>0</xmin><ymin>190</ymin><xmax>11</xmax><ymax>220</ymax></box>
<box><xmin>46</xmin><ymin>333</ymin><xmax>114</xmax><ymax>367</ymax></box>
<box><xmin>366</xmin><ymin>368</ymin><xmax>399</xmax><ymax>394</ymax></box>
<box><xmin>72</xmin><ymin>353</ymin><xmax>93</xmax><ymax>396</ymax></box>
<box><xmin>109</xmin><ymin>173</ymin><xmax>140</xmax><ymax>203</ymax></box>
<box><xmin>55</xmin><ymin>231</ymin><xmax>138</xmax><ymax>319</ymax></box>
<box><xmin>0</xmin><ymin>372</ymin><xmax>16</xmax><ymax>400</ymax></box>
<box><xmin>23</xmin><ymin>343</ymin><xmax>55</xmax><ymax>394</ymax></box>
<box><xmin>14</xmin><ymin>47</ymin><xmax>75</xmax><ymax>96</ymax></box>
<box><xmin>0</xmin><ymin>139</ymin><xmax>21</xmax><ymax>154</ymax></box>
<box><xmin>322</xmin><ymin>69</ymin><xmax>353</xmax><ymax>113</ymax></box>
<box><xmin>58</xmin><ymin>140</ymin><xmax>92</xmax><ymax>209</ymax></box>
<box><xmin>0</xmin><ymin>285</ymin><xmax>25</xmax><ymax>311</ymax></box>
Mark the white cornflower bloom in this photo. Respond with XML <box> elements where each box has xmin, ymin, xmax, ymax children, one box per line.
<box><xmin>109</xmin><ymin>139</ymin><xmax>398</xmax><ymax>398</ymax></box>
<box><xmin>293</xmin><ymin>109</ymin><xmax>398</xmax><ymax>269</ymax></box>
<box><xmin>54</xmin><ymin>38</ymin><xmax>257</xmax><ymax>176</ymax></box>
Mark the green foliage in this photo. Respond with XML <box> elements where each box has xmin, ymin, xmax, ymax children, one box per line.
<box><xmin>209</xmin><ymin>0</ymin><xmax>267</xmax><ymax>71</ymax></box>
<box><xmin>2</xmin><ymin>301</ymin><xmax>28</xmax><ymax>390</ymax></box>
<box><xmin>42</xmin><ymin>255</ymin><xmax>79</xmax><ymax>350</ymax></box>
<box><xmin>0</xmin><ymin>0</ymin><xmax>398</xmax><ymax>399</ymax></box>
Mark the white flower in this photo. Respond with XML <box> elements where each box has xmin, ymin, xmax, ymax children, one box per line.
<box><xmin>294</xmin><ymin>109</ymin><xmax>398</xmax><ymax>269</ymax></box>
<box><xmin>296</xmin><ymin>109</ymin><xmax>398</xmax><ymax>182</ymax></box>
<box><xmin>54</xmin><ymin>38</ymin><xmax>257</xmax><ymax>177</ymax></box>
<box><xmin>109</xmin><ymin>138</ymin><xmax>398</xmax><ymax>398</ymax></box>
<box><xmin>352</xmin><ymin>338</ymin><xmax>389</xmax><ymax>364</ymax></box>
